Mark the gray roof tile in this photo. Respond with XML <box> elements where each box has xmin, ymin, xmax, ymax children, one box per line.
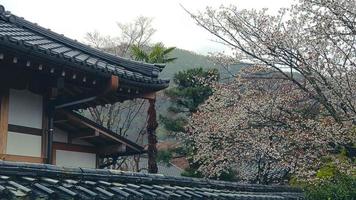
<box><xmin>0</xmin><ymin>161</ymin><xmax>304</xmax><ymax>200</ymax></box>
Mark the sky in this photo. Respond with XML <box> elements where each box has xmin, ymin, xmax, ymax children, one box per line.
<box><xmin>1</xmin><ymin>0</ymin><xmax>294</xmax><ymax>55</ymax></box>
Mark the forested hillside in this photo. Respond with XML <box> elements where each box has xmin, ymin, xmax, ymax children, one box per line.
<box><xmin>160</xmin><ymin>48</ymin><xmax>249</xmax><ymax>81</ymax></box>
<box><xmin>160</xmin><ymin>49</ymin><xmax>217</xmax><ymax>79</ymax></box>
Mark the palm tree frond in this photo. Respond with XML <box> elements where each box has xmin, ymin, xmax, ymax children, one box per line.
<box><xmin>163</xmin><ymin>47</ymin><xmax>176</xmax><ymax>55</ymax></box>
<box><xmin>131</xmin><ymin>45</ymin><xmax>149</xmax><ymax>62</ymax></box>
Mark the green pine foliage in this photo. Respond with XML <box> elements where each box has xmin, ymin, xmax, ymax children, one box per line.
<box><xmin>156</xmin><ymin>150</ymin><xmax>174</xmax><ymax>166</ymax></box>
<box><xmin>165</xmin><ymin>68</ymin><xmax>219</xmax><ymax>113</ymax></box>
<box><xmin>159</xmin><ymin>116</ymin><xmax>187</xmax><ymax>133</ymax></box>
<box><xmin>160</xmin><ymin>68</ymin><xmax>219</xmax><ymax>135</ymax></box>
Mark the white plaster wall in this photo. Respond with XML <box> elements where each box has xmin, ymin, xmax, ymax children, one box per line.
<box><xmin>6</xmin><ymin>131</ymin><xmax>42</xmax><ymax>157</ymax></box>
<box><xmin>55</xmin><ymin>150</ymin><xmax>96</xmax><ymax>168</ymax></box>
<box><xmin>8</xmin><ymin>89</ymin><xmax>43</xmax><ymax>129</ymax></box>
<box><xmin>53</xmin><ymin>128</ymin><xmax>68</xmax><ymax>143</ymax></box>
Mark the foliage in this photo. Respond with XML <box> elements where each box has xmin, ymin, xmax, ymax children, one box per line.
<box><xmin>181</xmin><ymin>168</ymin><xmax>203</xmax><ymax>178</ymax></box>
<box><xmin>86</xmin><ymin>16</ymin><xmax>155</xmax><ymax>57</ymax></box>
<box><xmin>183</xmin><ymin>0</ymin><xmax>356</xmax><ymax>183</ymax></box>
<box><xmin>159</xmin><ymin>115</ymin><xmax>187</xmax><ymax>133</ymax></box>
<box><xmin>156</xmin><ymin>150</ymin><xmax>173</xmax><ymax>166</ymax></box>
<box><xmin>185</xmin><ymin>66</ymin><xmax>355</xmax><ymax>184</ymax></box>
<box><xmin>304</xmin><ymin>174</ymin><xmax>356</xmax><ymax>200</ymax></box>
<box><xmin>289</xmin><ymin>148</ymin><xmax>356</xmax><ymax>200</ymax></box>
<box><xmin>165</xmin><ymin>68</ymin><xmax>219</xmax><ymax>113</ymax></box>
<box><xmin>117</xmin><ymin>16</ymin><xmax>156</xmax><ymax>50</ymax></box>
<box><xmin>181</xmin><ymin>166</ymin><xmax>236</xmax><ymax>181</ymax></box>
<box><xmin>160</xmin><ymin>67</ymin><xmax>219</xmax><ymax>138</ymax></box>
<box><xmin>292</xmin><ymin>164</ymin><xmax>356</xmax><ymax>200</ymax></box>
<box><xmin>316</xmin><ymin>164</ymin><xmax>338</xmax><ymax>179</ymax></box>
<box><xmin>188</xmin><ymin>0</ymin><xmax>356</xmax><ymax>123</ymax></box>
<box><xmin>131</xmin><ymin>43</ymin><xmax>177</xmax><ymax>64</ymax></box>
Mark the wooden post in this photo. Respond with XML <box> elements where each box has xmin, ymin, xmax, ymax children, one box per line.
<box><xmin>46</xmin><ymin>88</ymin><xmax>57</xmax><ymax>164</ymax></box>
<box><xmin>0</xmin><ymin>89</ymin><xmax>9</xmax><ymax>154</ymax></box>
<box><xmin>46</xmin><ymin>101</ymin><xmax>54</xmax><ymax>164</ymax></box>
<box><xmin>147</xmin><ymin>98</ymin><xmax>158</xmax><ymax>173</ymax></box>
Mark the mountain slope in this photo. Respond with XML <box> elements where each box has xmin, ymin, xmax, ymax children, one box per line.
<box><xmin>160</xmin><ymin>48</ymin><xmax>250</xmax><ymax>81</ymax></box>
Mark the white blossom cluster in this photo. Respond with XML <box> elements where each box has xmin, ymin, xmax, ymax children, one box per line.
<box><xmin>183</xmin><ymin>0</ymin><xmax>356</xmax><ymax>183</ymax></box>
<box><xmin>185</xmin><ymin>66</ymin><xmax>355</xmax><ymax>183</ymax></box>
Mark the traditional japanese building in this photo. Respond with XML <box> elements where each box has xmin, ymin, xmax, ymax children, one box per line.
<box><xmin>0</xmin><ymin>5</ymin><xmax>304</xmax><ymax>199</ymax></box>
<box><xmin>0</xmin><ymin>4</ymin><xmax>166</xmax><ymax>168</ymax></box>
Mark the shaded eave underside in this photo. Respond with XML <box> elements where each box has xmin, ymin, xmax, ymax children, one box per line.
<box><xmin>55</xmin><ymin>110</ymin><xmax>145</xmax><ymax>155</ymax></box>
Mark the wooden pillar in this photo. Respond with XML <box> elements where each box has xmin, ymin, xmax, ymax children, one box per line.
<box><xmin>0</xmin><ymin>89</ymin><xmax>9</xmax><ymax>154</ymax></box>
<box><xmin>147</xmin><ymin>98</ymin><xmax>158</xmax><ymax>173</ymax></box>
<box><xmin>46</xmin><ymin>102</ymin><xmax>54</xmax><ymax>164</ymax></box>
<box><xmin>46</xmin><ymin>88</ymin><xmax>57</xmax><ymax>164</ymax></box>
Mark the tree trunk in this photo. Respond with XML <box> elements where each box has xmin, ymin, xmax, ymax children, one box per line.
<box><xmin>147</xmin><ymin>98</ymin><xmax>158</xmax><ymax>173</ymax></box>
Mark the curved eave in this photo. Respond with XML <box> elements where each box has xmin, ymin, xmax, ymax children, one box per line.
<box><xmin>0</xmin><ymin>30</ymin><xmax>170</xmax><ymax>92</ymax></box>
<box><xmin>0</xmin><ymin>8</ymin><xmax>164</xmax><ymax>77</ymax></box>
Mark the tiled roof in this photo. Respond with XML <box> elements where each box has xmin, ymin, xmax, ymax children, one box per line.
<box><xmin>0</xmin><ymin>5</ymin><xmax>169</xmax><ymax>91</ymax></box>
<box><xmin>0</xmin><ymin>161</ymin><xmax>304</xmax><ymax>199</ymax></box>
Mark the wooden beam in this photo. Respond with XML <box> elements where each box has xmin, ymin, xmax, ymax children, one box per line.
<box><xmin>0</xmin><ymin>90</ymin><xmax>9</xmax><ymax>154</ymax></box>
<box><xmin>0</xmin><ymin>154</ymin><xmax>44</xmax><ymax>163</ymax></box>
<box><xmin>98</xmin><ymin>144</ymin><xmax>126</xmax><ymax>156</ymax></box>
<box><xmin>54</xmin><ymin>75</ymin><xmax>119</xmax><ymax>109</ymax></box>
<box><xmin>53</xmin><ymin>142</ymin><xmax>97</xmax><ymax>154</ymax></box>
<box><xmin>63</xmin><ymin>112</ymin><xmax>143</xmax><ymax>152</ymax></box>
<box><xmin>8</xmin><ymin>124</ymin><xmax>42</xmax><ymax>136</ymax></box>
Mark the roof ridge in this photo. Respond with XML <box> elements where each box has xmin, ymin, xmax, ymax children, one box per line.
<box><xmin>0</xmin><ymin>5</ymin><xmax>165</xmax><ymax>77</ymax></box>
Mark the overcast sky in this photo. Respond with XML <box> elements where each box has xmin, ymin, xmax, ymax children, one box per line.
<box><xmin>2</xmin><ymin>0</ymin><xmax>294</xmax><ymax>55</ymax></box>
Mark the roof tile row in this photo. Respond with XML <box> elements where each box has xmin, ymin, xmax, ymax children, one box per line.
<box><xmin>0</xmin><ymin>5</ymin><xmax>169</xmax><ymax>91</ymax></box>
<box><xmin>0</xmin><ymin>161</ymin><xmax>304</xmax><ymax>200</ymax></box>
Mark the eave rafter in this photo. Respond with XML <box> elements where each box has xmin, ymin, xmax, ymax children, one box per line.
<box><xmin>56</xmin><ymin>110</ymin><xmax>145</xmax><ymax>155</ymax></box>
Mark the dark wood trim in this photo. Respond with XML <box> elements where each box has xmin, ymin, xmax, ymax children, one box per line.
<box><xmin>0</xmin><ymin>89</ymin><xmax>9</xmax><ymax>154</ymax></box>
<box><xmin>53</xmin><ymin>142</ymin><xmax>97</xmax><ymax>154</ymax></box>
<box><xmin>8</xmin><ymin>124</ymin><xmax>43</xmax><ymax>136</ymax></box>
<box><xmin>0</xmin><ymin>154</ymin><xmax>44</xmax><ymax>163</ymax></box>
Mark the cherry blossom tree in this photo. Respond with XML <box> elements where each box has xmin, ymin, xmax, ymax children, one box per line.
<box><xmin>184</xmin><ymin>0</ymin><xmax>356</xmax><ymax>183</ymax></box>
<box><xmin>186</xmin><ymin>66</ymin><xmax>354</xmax><ymax>183</ymax></box>
<box><xmin>186</xmin><ymin>0</ymin><xmax>356</xmax><ymax>123</ymax></box>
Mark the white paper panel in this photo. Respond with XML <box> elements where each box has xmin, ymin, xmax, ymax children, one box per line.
<box><xmin>6</xmin><ymin>131</ymin><xmax>42</xmax><ymax>157</ymax></box>
<box><xmin>9</xmin><ymin>89</ymin><xmax>43</xmax><ymax>129</ymax></box>
<box><xmin>55</xmin><ymin>150</ymin><xmax>96</xmax><ymax>168</ymax></box>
